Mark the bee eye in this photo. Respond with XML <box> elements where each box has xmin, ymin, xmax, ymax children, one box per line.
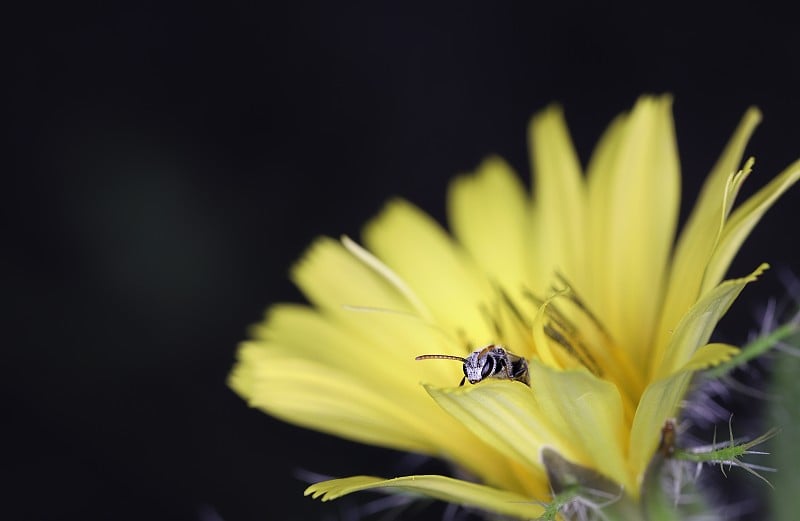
<box><xmin>480</xmin><ymin>358</ymin><xmax>495</xmax><ymax>378</ymax></box>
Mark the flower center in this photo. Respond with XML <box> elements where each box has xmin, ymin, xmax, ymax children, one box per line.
<box><xmin>475</xmin><ymin>275</ymin><xmax>643</xmax><ymax>415</ymax></box>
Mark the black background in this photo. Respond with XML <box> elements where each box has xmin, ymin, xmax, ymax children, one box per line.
<box><xmin>6</xmin><ymin>2</ymin><xmax>800</xmax><ymax>521</ymax></box>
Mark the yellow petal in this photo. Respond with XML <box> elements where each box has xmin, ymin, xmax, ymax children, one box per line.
<box><xmin>528</xmin><ymin>105</ymin><xmax>587</xmax><ymax>290</ymax></box>
<box><xmin>291</xmin><ymin>236</ymin><xmax>419</xmax><ymax>317</ymax></box>
<box><xmin>425</xmin><ymin>381</ymin><xmax>553</xmax><ymax>499</ymax></box>
<box><xmin>230</xmin><ymin>345</ymin><xmax>436</xmax><ymax>452</ymax></box>
<box><xmin>585</xmin><ymin>96</ymin><xmax>681</xmax><ymax>374</ymax></box>
<box><xmin>657</xmin><ymin>107</ymin><xmax>760</xmax><ymax>311</ymax></box>
<box><xmin>363</xmin><ymin>198</ymin><xmax>495</xmax><ymax>344</ymax></box>
<box><xmin>679</xmin><ymin>342</ymin><xmax>740</xmax><ymax>372</ymax></box>
<box><xmin>341</xmin><ymin>235</ymin><xmax>433</xmax><ymax>320</ymax></box>
<box><xmin>702</xmin><ymin>158</ymin><xmax>800</xmax><ymax>294</ymax></box>
<box><xmin>529</xmin><ymin>290</ymin><xmax>597</xmax><ymax>373</ymax></box>
<box><xmin>447</xmin><ymin>156</ymin><xmax>529</xmax><ymax>297</ymax></box>
<box><xmin>231</xmin><ymin>344</ymin><xmax>529</xmax><ymax>488</ymax></box>
<box><xmin>446</xmin><ymin>158</ymin><xmax>538</xmax><ymax>352</ymax></box>
<box><xmin>628</xmin><ymin>370</ymin><xmax>692</xmax><ymax>489</ymax></box>
<box><xmin>531</xmin><ymin>294</ymin><xmax>564</xmax><ymax>369</ymax></box>
<box><xmin>696</xmin><ymin>108</ymin><xmax>762</xmax><ymax>217</ymax></box>
<box><xmin>665</xmin><ymin>108</ymin><xmax>761</xmax><ymax>304</ymax></box>
<box><xmin>652</xmin><ymin>144</ymin><xmax>755</xmax><ymax>370</ymax></box>
<box><xmin>306</xmin><ymin>474</ymin><xmax>545</xmax><ymax>520</ymax></box>
<box><xmin>288</xmin><ymin>236</ymin><xmax>468</xmax><ymax>376</ymax></box>
<box><xmin>250</xmin><ymin>304</ymin><xmax>440</xmax><ymax>386</ymax></box>
<box><xmin>654</xmin><ymin>263</ymin><xmax>768</xmax><ymax>379</ymax></box>
<box><xmin>530</xmin><ymin>361</ymin><xmax>632</xmax><ymax>492</ymax></box>
<box><xmin>632</xmin><ymin>266</ymin><xmax>767</xmax><ymax>484</ymax></box>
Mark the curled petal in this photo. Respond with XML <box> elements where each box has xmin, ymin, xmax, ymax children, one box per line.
<box><xmin>661</xmin><ymin>108</ymin><xmax>761</xmax><ymax>326</ymax></box>
<box><xmin>703</xmin><ymin>159</ymin><xmax>800</xmax><ymax>294</ymax></box>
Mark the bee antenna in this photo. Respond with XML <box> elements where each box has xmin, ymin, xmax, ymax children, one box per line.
<box><xmin>415</xmin><ymin>354</ymin><xmax>468</xmax><ymax>362</ymax></box>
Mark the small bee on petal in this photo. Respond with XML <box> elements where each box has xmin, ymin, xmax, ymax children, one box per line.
<box><xmin>416</xmin><ymin>344</ymin><xmax>530</xmax><ymax>386</ymax></box>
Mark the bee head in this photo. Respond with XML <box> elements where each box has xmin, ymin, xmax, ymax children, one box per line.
<box><xmin>463</xmin><ymin>350</ymin><xmax>498</xmax><ymax>384</ymax></box>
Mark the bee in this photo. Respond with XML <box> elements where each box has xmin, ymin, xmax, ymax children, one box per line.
<box><xmin>415</xmin><ymin>344</ymin><xmax>530</xmax><ymax>386</ymax></box>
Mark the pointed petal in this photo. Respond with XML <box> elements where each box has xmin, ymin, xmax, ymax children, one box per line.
<box><xmin>628</xmin><ymin>371</ymin><xmax>692</xmax><ymax>489</ymax></box>
<box><xmin>699</xmin><ymin>108</ymin><xmax>762</xmax><ymax>212</ymax></box>
<box><xmin>585</xmin><ymin>96</ymin><xmax>681</xmax><ymax>372</ymax></box>
<box><xmin>530</xmin><ymin>361</ymin><xmax>632</xmax><ymax>492</ymax></box>
<box><xmin>655</xmin><ymin>264</ymin><xmax>768</xmax><ymax>379</ymax></box>
<box><xmin>702</xmin><ymin>158</ymin><xmax>800</xmax><ymax>294</ymax></box>
<box><xmin>656</xmin><ymin>116</ymin><xmax>799</xmax><ymax>367</ymax></box>
<box><xmin>447</xmin><ymin>156</ymin><xmax>529</xmax><ymax>297</ymax></box>
<box><xmin>667</xmin><ymin>107</ymin><xmax>762</xmax><ymax>293</ymax></box>
<box><xmin>305</xmin><ymin>474</ymin><xmax>545</xmax><ymax>520</ymax></box>
<box><xmin>660</xmin><ymin>108</ymin><xmax>760</xmax><ymax>311</ymax></box>
<box><xmin>425</xmin><ymin>381</ymin><xmax>553</xmax><ymax>493</ymax></box>
<box><xmin>363</xmin><ymin>199</ymin><xmax>495</xmax><ymax>343</ymax></box>
<box><xmin>651</xmin><ymin>154</ymin><xmax>753</xmax><ymax>371</ymax></box>
<box><xmin>528</xmin><ymin>105</ymin><xmax>588</xmax><ymax>288</ymax></box>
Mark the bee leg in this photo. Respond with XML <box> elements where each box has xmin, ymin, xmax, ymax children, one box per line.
<box><xmin>459</xmin><ymin>376</ymin><xmax>466</xmax><ymax>386</ymax></box>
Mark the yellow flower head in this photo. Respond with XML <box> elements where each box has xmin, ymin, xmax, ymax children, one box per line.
<box><xmin>229</xmin><ymin>96</ymin><xmax>800</xmax><ymax>519</ymax></box>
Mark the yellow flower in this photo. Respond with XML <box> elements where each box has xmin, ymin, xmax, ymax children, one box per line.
<box><xmin>229</xmin><ymin>96</ymin><xmax>800</xmax><ymax>519</ymax></box>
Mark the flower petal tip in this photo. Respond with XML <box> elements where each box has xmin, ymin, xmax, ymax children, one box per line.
<box><xmin>748</xmin><ymin>262</ymin><xmax>770</xmax><ymax>281</ymax></box>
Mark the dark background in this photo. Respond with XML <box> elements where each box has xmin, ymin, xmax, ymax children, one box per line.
<box><xmin>6</xmin><ymin>2</ymin><xmax>800</xmax><ymax>520</ymax></box>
